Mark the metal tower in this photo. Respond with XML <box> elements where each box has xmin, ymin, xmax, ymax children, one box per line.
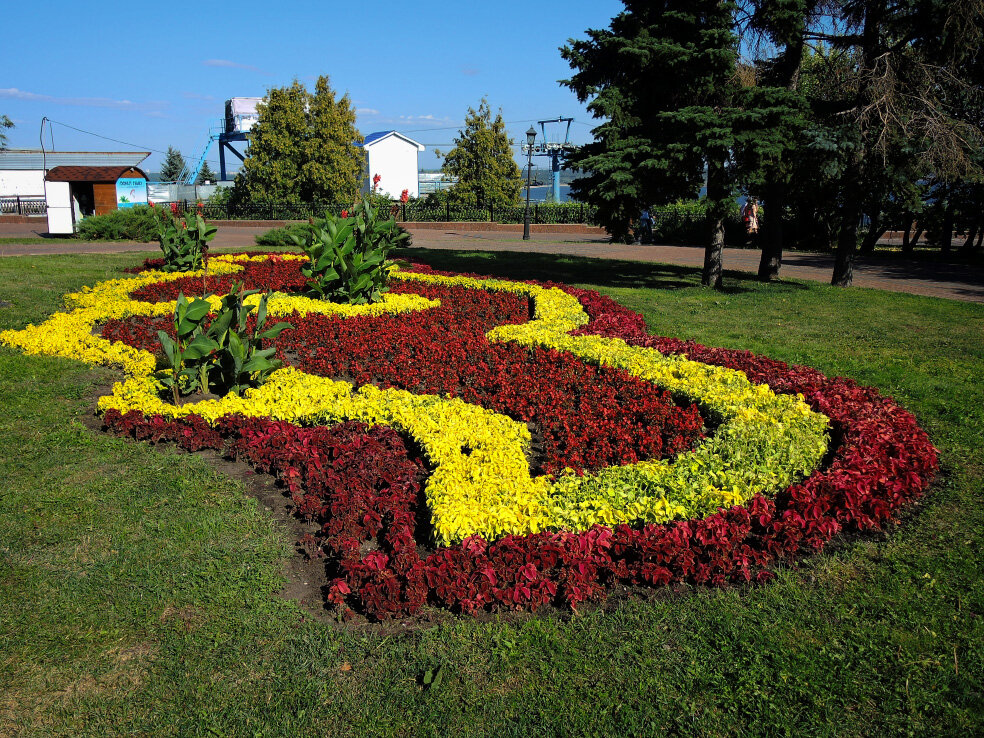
<box><xmin>522</xmin><ymin>117</ymin><xmax>577</xmax><ymax>203</ymax></box>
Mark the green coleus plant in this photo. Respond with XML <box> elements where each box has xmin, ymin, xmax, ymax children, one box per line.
<box><xmin>292</xmin><ymin>197</ymin><xmax>410</xmax><ymax>304</ymax></box>
<box><xmin>157</xmin><ymin>283</ymin><xmax>292</xmax><ymax>403</ymax></box>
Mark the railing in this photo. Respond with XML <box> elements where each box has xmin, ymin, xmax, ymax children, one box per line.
<box><xmin>0</xmin><ymin>196</ymin><xmax>47</xmax><ymax>215</ymax></box>
<box><xmin>156</xmin><ymin>199</ymin><xmax>600</xmax><ymax>225</ymax></box>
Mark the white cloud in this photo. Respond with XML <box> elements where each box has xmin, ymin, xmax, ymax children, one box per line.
<box><xmin>203</xmin><ymin>59</ymin><xmax>264</xmax><ymax>73</ymax></box>
<box><xmin>356</xmin><ymin>107</ymin><xmax>380</xmax><ymax>115</ymax></box>
<box><xmin>397</xmin><ymin>114</ymin><xmax>454</xmax><ymax>123</ymax></box>
<box><xmin>0</xmin><ymin>87</ymin><xmax>168</xmax><ymax>113</ymax></box>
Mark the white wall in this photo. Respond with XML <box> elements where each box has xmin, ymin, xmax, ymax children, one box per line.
<box><xmin>0</xmin><ymin>169</ymin><xmax>46</xmax><ymax>197</ymax></box>
<box><xmin>366</xmin><ymin>136</ymin><xmax>421</xmax><ymax>199</ymax></box>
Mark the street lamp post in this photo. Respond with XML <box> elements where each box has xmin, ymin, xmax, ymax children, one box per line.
<box><xmin>523</xmin><ymin>126</ymin><xmax>536</xmax><ymax>241</ymax></box>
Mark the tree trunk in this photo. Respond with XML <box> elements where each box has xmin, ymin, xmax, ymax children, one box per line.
<box><xmin>957</xmin><ymin>222</ymin><xmax>978</xmax><ymax>255</ymax></box>
<box><xmin>831</xmin><ymin>209</ymin><xmax>860</xmax><ymax>287</ymax></box>
<box><xmin>702</xmin><ymin>158</ymin><xmax>727</xmax><ymax>289</ymax></box>
<box><xmin>911</xmin><ymin>226</ymin><xmax>924</xmax><ymax>248</ymax></box>
<box><xmin>758</xmin><ymin>183</ymin><xmax>784</xmax><ymax>280</ymax></box>
<box><xmin>901</xmin><ymin>215</ymin><xmax>913</xmax><ymax>253</ymax></box>
<box><xmin>859</xmin><ymin>224</ymin><xmax>885</xmax><ymax>253</ymax></box>
<box><xmin>859</xmin><ymin>205</ymin><xmax>882</xmax><ymax>254</ymax></box>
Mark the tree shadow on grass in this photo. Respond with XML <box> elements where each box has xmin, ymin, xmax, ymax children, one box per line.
<box><xmin>394</xmin><ymin>247</ymin><xmax>811</xmax><ymax>295</ymax></box>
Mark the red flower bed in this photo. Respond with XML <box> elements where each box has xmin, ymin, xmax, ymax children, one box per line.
<box><xmin>100</xmin><ymin>259</ymin><xmax>939</xmax><ymax>619</ymax></box>
<box><xmin>107</xmin><ymin>276</ymin><xmax>705</xmax><ymax>476</ymax></box>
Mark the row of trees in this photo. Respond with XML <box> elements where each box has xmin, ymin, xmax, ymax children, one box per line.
<box><xmin>561</xmin><ymin>0</ymin><xmax>984</xmax><ymax>286</ymax></box>
<box><xmin>225</xmin><ymin>78</ymin><xmax>524</xmax><ymax>210</ymax></box>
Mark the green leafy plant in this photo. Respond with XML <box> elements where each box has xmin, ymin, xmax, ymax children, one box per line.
<box><xmin>292</xmin><ymin>197</ymin><xmax>410</xmax><ymax>304</ymax></box>
<box><xmin>156</xmin><ymin>284</ymin><xmax>292</xmax><ymax>403</ymax></box>
<box><xmin>200</xmin><ymin>283</ymin><xmax>292</xmax><ymax>395</ymax></box>
<box><xmin>156</xmin><ymin>292</ymin><xmax>216</xmax><ymax>405</ymax></box>
<box><xmin>154</xmin><ymin>208</ymin><xmax>217</xmax><ymax>273</ymax></box>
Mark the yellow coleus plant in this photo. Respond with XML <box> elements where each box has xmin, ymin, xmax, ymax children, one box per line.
<box><xmin>1</xmin><ymin>256</ymin><xmax>830</xmax><ymax>545</ymax></box>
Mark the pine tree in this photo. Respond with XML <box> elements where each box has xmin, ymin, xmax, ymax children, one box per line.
<box><xmin>196</xmin><ymin>161</ymin><xmax>218</xmax><ymax>185</ymax></box>
<box><xmin>240</xmin><ymin>76</ymin><xmax>365</xmax><ymax>205</ymax></box>
<box><xmin>437</xmin><ymin>98</ymin><xmax>523</xmax><ymax>207</ymax></box>
<box><xmin>562</xmin><ymin>0</ymin><xmax>745</xmax><ymax>286</ymax></box>
<box><xmin>159</xmin><ymin>146</ymin><xmax>187</xmax><ymax>183</ymax></box>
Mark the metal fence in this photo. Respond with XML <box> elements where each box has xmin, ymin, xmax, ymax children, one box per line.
<box><xmin>0</xmin><ymin>196</ymin><xmax>46</xmax><ymax>215</ymax></box>
<box><xmin>159</xmin><ymin>199</ymin><xmax>599</xmax><ymax>225</ymax></box>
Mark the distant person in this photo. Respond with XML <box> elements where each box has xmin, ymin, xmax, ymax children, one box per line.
<box><xmin>741</xmin><ymin>198</ymin><xmax>760</xmax><ymax>237</ymax></box>
<box><xmin>638</xmin><ymin>209</ymin><xmax>654</xmax><ymax>244</ymax></box>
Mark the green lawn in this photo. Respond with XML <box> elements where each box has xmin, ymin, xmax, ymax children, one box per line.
<box><xmin>1</xmin><ymin>248</ymin><xmax>982</xmax><ymax>736</ymax></box>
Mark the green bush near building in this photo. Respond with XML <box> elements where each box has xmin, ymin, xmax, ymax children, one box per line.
<box><xmin>76</xmin><ymin>205</ymin><xmax>159</xmax><ymax>242</ymax></box>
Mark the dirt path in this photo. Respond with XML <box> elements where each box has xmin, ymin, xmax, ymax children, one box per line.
<box><xmin>2</xmin><ymin>221</ymin><xmax>981</xmax><ymax>302</ymax></box>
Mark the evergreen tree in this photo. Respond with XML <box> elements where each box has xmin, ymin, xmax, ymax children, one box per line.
<box><xmin>196</xmin><ymin>161</ymin><xmax>218</xmax><ymax>185</ymax></box>
<box><xmin>159</xmin><ymin>146</ymin><xmax>187</xmax><ymax>183</ymax></box>
<box><xmin>436</xmin><ymin>98</ymin><xmax>523</xmax><ymax>207</ymax></box>
<box><xmin>240</xmin><ymin>76</ymin><xmax>365</xmax><ymax>205</ymax></box>
<box><xmin>739</xmin><ymin>0</ymin><xmax>815</xmax><ymax>280</ymax></box>
<box><xmin>0</xmin><ymin>114</ymin><xmax>12</xmax><ymax>149</ymax></box>
<box><xmin>780</xmin><ymin>0</ymin><xmax>983</xmax><ymax>285</ymax></box>
<box><xmin>562</xmin><ymin>0</ymin><xmax>747</xmax><ymax>287</ymax></box>
<box><xmin>301</xmin><ymin>76</ymin><xmax>365</xmax><ymax>204</ymax></box>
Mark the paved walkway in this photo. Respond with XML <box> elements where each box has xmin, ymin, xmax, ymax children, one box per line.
<box><xmin>2</xmin><ymin>222</ymin><xmax>982</xmax><ymax>303</ymax></box>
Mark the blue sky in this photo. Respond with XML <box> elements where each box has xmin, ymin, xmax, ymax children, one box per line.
<box><xmin>1</xmin><ymin>0</ymin><xmax>624</xmax><ymax>176</ymax></box>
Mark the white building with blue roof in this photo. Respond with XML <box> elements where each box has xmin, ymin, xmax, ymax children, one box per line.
<box><xmin>361</xmin><ymin>131</ymin><xmax>425</xmax><ymax>199</ymax></box>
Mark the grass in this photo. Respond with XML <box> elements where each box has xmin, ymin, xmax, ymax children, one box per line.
<box><xmin>1</xmin><ymin>248</ymin><xmax>982</xmax><ymax>736</ymax></box>
<box><xmin>0</xmin><ymin>237</ymin><xmax>127</xmax><ymax>245</ymax></box>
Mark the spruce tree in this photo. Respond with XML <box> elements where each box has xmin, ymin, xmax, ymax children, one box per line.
<box><xmin>159</xmin><ymin>146</ymin><xmax>187</xmax><ymax>183</ymax></box>
<box><xmin>196</xmin><ymin>161</ymin><xmax>218</xmax><ymax>184</ymax></box>
<box><xmin>437</xmin><ymin>98</ymin><xmax>523</xmax><ymax>207</ymax></box>
<box><xmin>562</xmin><ymin>0</ymin><xmax>745</xmax><ymax>286</ymax></box>
<box><xmin>241</xmin><ymin>76</ymin><xmax>365</xmax><ymax>205</ymax></box>
<box><xmin>0</xmin><ymin>114</ymin><xmax>13</xmax><ymax>149</ymax></box>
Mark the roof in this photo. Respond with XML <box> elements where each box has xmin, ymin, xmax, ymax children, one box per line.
<box><xmin>0</xmin><ymin>149</ymin><xmax>150</xmax><ymax>170</ymax></box>
<box><xmin>46</xmin><ymin>166</ymin><xmax>147</xmax><ymax>182</ymax></box>
<box><xmin>361</xmin><ymin>131</ymin><xmax>425</xmax><ymax>151</ymax></box>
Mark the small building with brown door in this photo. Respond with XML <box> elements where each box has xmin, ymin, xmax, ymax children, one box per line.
<box><xmin>44</xmin><ymin>165</ymin><xmax>149</xmax><ymax>234</ymax></box>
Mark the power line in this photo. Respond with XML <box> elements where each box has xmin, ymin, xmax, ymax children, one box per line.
<box><xmin>45</xmin><ymin>118</ymin><xmax>226</xmax><ymax>170</ymax></box>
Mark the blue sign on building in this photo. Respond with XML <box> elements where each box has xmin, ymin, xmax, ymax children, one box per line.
<box><xmin>116</xmin><ymin>177</ymin><xmax>148</xmax><ymax>208</ymax></box>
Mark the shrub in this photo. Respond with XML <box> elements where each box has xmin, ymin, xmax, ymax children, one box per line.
<box><xmin>254</xmin><ymin>223</ymin><xmax>310</xmax><ymax>247</ymax></box>
<box><xmin>77</xmin><ymin>205</ymin><xmax>159</xmax><ymax>242</ymax></box>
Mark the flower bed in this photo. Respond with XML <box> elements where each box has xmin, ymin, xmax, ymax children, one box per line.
<box><xmin>1</xmin><ymin>254</ymin><xmax>938</xmax><ymax>619</ymax></box>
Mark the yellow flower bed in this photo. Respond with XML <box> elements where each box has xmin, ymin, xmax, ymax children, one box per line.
<box><xmin>1</xmin><ymin>256</ymin><xmax>830</xmax><ymax>545</ymax></box>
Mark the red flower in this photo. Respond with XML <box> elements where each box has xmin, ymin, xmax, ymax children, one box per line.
<box><xmin>372</xmin><ymin>173</ymin><xmax>382</xmax><ymax>191</ymax></box>
<box><xmin>170</xmin><ymin>202</ymin><xmax>179</xmax><ymax>215</ymax></box>
<box><xmin>341</xmin><ymin>209</ymin><xmax>349</xmax><ymax>218</ymax></box>
<box><xmin>400</xmin><ymin>189</ymin><xmax>409</xmax><ymax>204</ymax></box>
